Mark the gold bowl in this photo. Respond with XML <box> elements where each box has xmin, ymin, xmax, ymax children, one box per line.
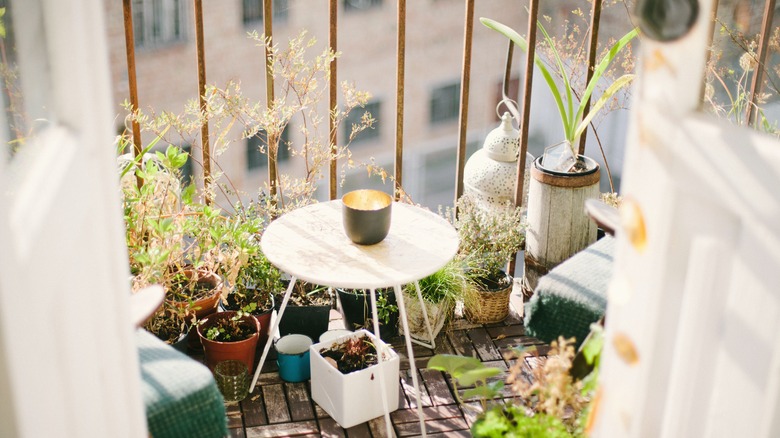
<box><xmin>342</xmin><ymin>189</ymin><xmax>393</xmax><ymax>245</ymax></box>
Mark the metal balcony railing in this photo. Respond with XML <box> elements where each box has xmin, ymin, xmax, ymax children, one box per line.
<box><xmin>120</xmin><ymin>0</ymin><xmax>777</xmax><ymax>207</ymax></box>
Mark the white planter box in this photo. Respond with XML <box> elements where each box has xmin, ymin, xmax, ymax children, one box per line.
<box><xmin>309</xmin><ymin>329</ymin><xmax>400</xmax><ymax>428</ymax></box>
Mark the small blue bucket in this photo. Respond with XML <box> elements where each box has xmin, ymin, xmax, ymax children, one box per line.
<box><xmin>275</xmin><ymin>334</ymin><xmax>312</xmax><ymax>382</ymax></box>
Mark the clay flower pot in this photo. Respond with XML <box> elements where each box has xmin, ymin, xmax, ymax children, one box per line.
<box><xmin>197</xmin><ymin>311</ymin><xmax>260</xmax><ymax>373</ymax></box>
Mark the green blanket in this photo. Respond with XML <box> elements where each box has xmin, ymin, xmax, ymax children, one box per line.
<box><xmin>524</xmin><ymin>236</ymin><xmax>614</xmax><ymax>348</ymax></box>
<box><xmin>137</xmin><ymin>329</ymin><xmax>227</xmax><ymax>438</ymax></box>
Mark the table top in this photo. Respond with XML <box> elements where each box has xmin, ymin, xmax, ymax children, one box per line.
<box><xmin>260</xmin><ymin>201</ymin><xmax>460</xmax><ymax>289</ymax></box>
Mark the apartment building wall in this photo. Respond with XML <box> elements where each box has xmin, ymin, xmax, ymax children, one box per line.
<box><xmin>104</xmin><ymin>0</ymin><xmax>629</xmax><ymax>209</ymax></box>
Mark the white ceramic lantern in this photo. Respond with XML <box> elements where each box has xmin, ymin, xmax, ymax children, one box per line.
<box><xmin>464</xmin><ymin>112</ymin><xmax>532</xmax><ymax>211</ymax></box>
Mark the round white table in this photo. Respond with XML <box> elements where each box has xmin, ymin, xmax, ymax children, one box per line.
<box><xmin>250</xmin><ymin>200</ymin><xmax>459</xmax><ymax>436</ymax></box>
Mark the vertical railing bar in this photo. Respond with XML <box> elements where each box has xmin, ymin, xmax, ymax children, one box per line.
<box><xmin>122</xmin><ymin>0</ymin><xmax>143</xmax><ymax>189</ymax></box>
<box><xmin>394</xmin><ymin>0</ymin><xmax>406</xmax><ymax>199</ymax></box>
<box><xmin>508</xmin><ymin>0</ymin><xmax>539</xmax><ymax>278</ymax></box>
<box><xmin>502</xmin><ymin>41</ymin><xmax>514</xmax><ymax>100</ymax></box>
<box><xmin>329</xmin><ymin>0</ymin><xmax>338</xmax><ymax>200</ymax></box>
<box><xmin>513</xmin><ymin>0</ymin><xmax>539</xmax><ymax>210</ymax></box>
<box><xmin>454</xmin><ymin>0</ymin><xmax>475</xmax><ymax>203</ymax></box>
<box><xmin>745</xmin><ymin>0</ymin><xmax>775</xmax><ymax>126</ymax></box>
<box><xmin>194</xmin><ymin>0</ymin><xmax>211</xmax><ymax>203</ymax></box>
<box><xmin>577</xmin><ymin>0</ymin><xmax>602</xmax><ymax>156</ymax></box>
<box><xmin>264</xmin><ymin>0</ymin><xmax>277</xmax><ymax>199</ymax></box>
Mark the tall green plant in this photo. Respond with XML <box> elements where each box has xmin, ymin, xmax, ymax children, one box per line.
<box><xmin>481</xmin><ymin>18</ymin><xmax>638</xmax><ymax>157</ymax></box>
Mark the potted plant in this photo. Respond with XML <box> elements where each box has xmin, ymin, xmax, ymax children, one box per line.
<box><xmin>401</xmin><ymin>260</ymin><xmax>465</xmax><ymax>342</ymax></box>
<box><xmin>222</xmin><ymin>245</ymin><xmax>282</xmax><ymax>346</ymax></box>
<box><xmin>275</xmin><ymin>280</ymin><xmax>334</xmax><ymax>342</ymax></box>
<box><xmin>481</xmin><ymin>18</ymin><xmax>637</xmax><ymax>295</ymax></box>
<box><xmin>197</xmin><ymin>310</ymin><xmax>260</xmax><ymax>373</ymax></box>
<box><xmin>310</xmin><ymin>329</ymin><xmax>400</xmax><ymax>428</ymax></box>
<box><xmin>337</xmin><ymin>288</ymin><xmax>399</xmax><ymax>340</ymax></box>
<box><xmin>451</xmin><ymin>194</ymin><xmax>525</xmax><ymax>324</ymax></box>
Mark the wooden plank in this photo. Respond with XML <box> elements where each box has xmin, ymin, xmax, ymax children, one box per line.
<box><xmin>395</xmin><ymin>417</ymin><xmax>470</xmax><ymax>436</ymax></box>
<box><xmin>448</xmin><ymin>318</ymin><xmax>482</xmax><ymax>331</ymax></box>
<box><xmin>227</xmin><ymin>427</ymin><xmax>247</xmax><ymax>438</ymax></box>
<box><xmin>460</xmin><ymin>401</ymin><xmax>485</xmax><ymax>428</ymax></box>
<box><xmin>261</xmin><ymin>384</ymin><xmax>291</xmax><ymax>424</ymax></box>
<box><xmin>446</xmin><ymin>330</ymin><xmax>475</xmax><ymax>357</ymax></box>
<box><xmin>344</xmin><ymin>422</ymin><xmax>372</xmax><ymax>438</ymax></box>
<box><xmin>485</xmin><ymin>324</ymin><xmax>525</xmax><ymax>338</ymax></box>
<box><xmin>286</xmin><ymin>382</ymin><xmax>315</xmax><ymax>421</ymax></box>
<box><xmin>466</xmin><ymin>328</ymin><xmax>503</xmax><ymax>361</ymax></box>
<box><xmin>245</xmin><ymin>420</ymin><xmax>319</xmax><ymax>437</ymax></box>
<box><xmin>367</xmin><ymin>416</ymin><xmax>394</xmax><ymax>437</ymax></box>
<box><xmin>314</xmin><ymin>403</ymin><xmax>330</xmax><ymax>419</ymax></box>
<box><xmin>241</xmin><ymin>390</ymin><xmax>268</xmax><ymax>427</ymax></box>
<box><xmin>318</xmin><ymin>417</ymin><xmax>346</xmax><ymax>438</ymax></box>
<box><xmin>225</xmin><ymin>402</ymin><xmax>244</xmax><ymax>429</ymax></box>
<box><xmin>402</xmin><ymin>369</ymin><xmax>432</xmax><ymax>408</ymax></box>
<box><xmin>419</xmin><ymin>368</ymin><xmax>456</xmax><ymax>406</ymax></box>
<box><xmin>432</xmin><ymin>334</ymin><xmax>455</xmax><ymax>355</ymax></box>
<box><xmin>407</xmin><ymin>431</ymin><xmax>470</xmax><ymax>438</ymax></box>
<box><xmin>391</xmin><ymin>405</ymin><xmax>462</xmax><ymax>423</ymax></box>
<box><xmin>256</xmin><ymin>371</ymin><xmax>283</xmax><ymax>385</ymax></box>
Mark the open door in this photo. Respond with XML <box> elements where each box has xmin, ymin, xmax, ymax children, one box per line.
<box><xmin>0</xmin><ymin>0</ymin><xmax>147</xmax><ymax>436</ymax></box>
<box><xmin>594</xmin><ymin>0</ymin><xmax>780</xmax><ymax>436</ymax></box>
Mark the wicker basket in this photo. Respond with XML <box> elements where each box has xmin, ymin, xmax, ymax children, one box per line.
<box><xmin>463</xmin><ymin>281</ymin><xmax>512</xmax><ymax>324</ymax></box>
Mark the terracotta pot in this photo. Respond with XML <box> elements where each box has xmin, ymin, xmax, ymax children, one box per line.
<box><xmin>197</xmin><ymin>311</ymin><xmax>260</xmax><ymax>373</ymax></box>
<box><xmin>221</xmin><ymin>292</ymin><xmax>274</xmax><ymax>347</ymax></box>
<box><xmin>168</xmin><ymin>267</ymin><xmax>222</xmax><ymax>319</ymax></box>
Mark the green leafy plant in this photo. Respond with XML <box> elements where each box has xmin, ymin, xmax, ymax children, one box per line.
<box><xmin>448</xmin><ymin>194</ymin><xmax>525</xmax><ymax>290</ymax></box>
<box><xmin>429</xmin><ymin>324</ymin><xmax>605</xmax><ymax>437</ymax></box>
<box><xmin>320</xmin><ymin>335</ymin><xmax>379</xmax><ymax>374</ymax></box>
<box><xmin>202</xmin><ymin>311</ymin><xmax>256</xmax><ymax>342</ymax></box>
<box><xmin>427</xmin><ymin>354</ymin><xmax>504</xmax><ymax>410</ymax></box>
<box><xmin>406</xmin><ymin>259</ymin><xmax>466</xmax><ymax>304</ymax></box>
<box><xmin>481</xmin><ymin>18</ymin><xmax>638</xmax><ymax>158</ymax></box>
<box><xmin>705</xmin><ymin>20</ymin><xmax>780</xmax><ymax>137</ymax></box>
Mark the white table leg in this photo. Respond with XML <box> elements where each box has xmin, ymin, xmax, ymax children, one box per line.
<box><xmin>408</xmin><ymin>280</ymin><xmax>436</xmax><ymax>349</ymax></box>
<box><xmin>249</xmin><ymin>276</ymin><xmax>297</xmax><ymax>393</ymax></box>
<box><xmin>369</xmin><ymin>288</ymin><xmax>394</xmax><ymax>437</ymax></box>
<box><xmin>395</xmin><ymin>285</ymin><xmax>427</xmax><ymax>437</ymax></box>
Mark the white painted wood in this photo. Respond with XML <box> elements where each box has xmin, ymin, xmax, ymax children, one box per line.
<box><xmin>260</xmin><ymin>201</ymin><xmax>459</xmax><ymax>289</ymax></box>
<box><xmin>524</xmin><ymin>174</ymin><xmax>599</xmax><ymax>292</ymax></box>
<box><xmin>594</xmin><ymin>0</ymin><xmax>780</xmax><ymax>435</ymax></box>
<box><xmin>0</xmin><ymin>0</ymin><xmax>147</xmax><ymax>436</ymax></box>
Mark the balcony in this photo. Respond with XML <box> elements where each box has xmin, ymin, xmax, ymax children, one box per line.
<box><xmin>1</xmin><ymin>0</ymin><xmax>780</xmax><ymax>437</ymax></box>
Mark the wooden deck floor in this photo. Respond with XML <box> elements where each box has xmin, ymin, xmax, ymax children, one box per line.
<box><xmin>191</xmin><ymin>295</ymin><xmax>548</xmax><ymax>437</ymax></box>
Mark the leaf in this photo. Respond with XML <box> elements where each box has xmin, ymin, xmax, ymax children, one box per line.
<box><xmin>480</xmin><ymin>18</ymin><xmax>570</xmax><ymax>138</ymax></box>
<box><xmin>574</xmin><ymin>74</ymin><xmax>636</xmax><ymax>140</ymax></box>
<box><xmin>426</xmin><ymin>354</ymin><xmax>484</xmax><ymax>379</ymax></box>
<box><xmin>580</xmin><ymin>323</ymin><xmax>605</xmax><ymax>365</ymax></box>
<box><xmin>573</xmin><ymin>27</ymin><xmax>638</xmax><ymax>138</ymax></box>
<box><xmin>457</xmin><ymin>367</ymin><xmax>502</xmax><ymax>387</ymax></box>
<box><xmin>463</xmin><ymin>381</ymin><xmax>504</xmax><ymax>400</ymax></box>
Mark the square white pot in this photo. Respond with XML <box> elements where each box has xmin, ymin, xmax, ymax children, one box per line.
<box><xmin>310</xmin><ymin>329</ymin><xmax>400</xmax><ymax>428</ymax></box>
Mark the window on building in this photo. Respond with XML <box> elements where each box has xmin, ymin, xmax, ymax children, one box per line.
<box><xmin>430</xmin><ymin>82</ymin><xmax>461</xmax><ymax>124</ymax></box>
<box><xmin>342</xmin><ymin>101</ymin><xmax>380</xmax><ymax>145</ymax></box>
<box><xmin>343</xmin><ymin>0</ymin><xmax>382</xmax><ymax>12</ymax></box>
<box><xmin>132</xmin><ymin>0</ymin><xmax>188</xmax><ymax>49</ymax></box>
<box><xmin>243</xmin><ymin>0</ymin><xmax>289</xmax><ymax>25</ymax></box>
<box><xmin>246</xmin><ymin>126</ymin><xmax>291</xmax><ymax>171</ymax></box>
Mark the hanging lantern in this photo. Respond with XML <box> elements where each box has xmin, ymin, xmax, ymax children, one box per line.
<box><xmin>464</xmin><ymin>112</ymin><xmax>532</xmax><ymax>211</ymax></box>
